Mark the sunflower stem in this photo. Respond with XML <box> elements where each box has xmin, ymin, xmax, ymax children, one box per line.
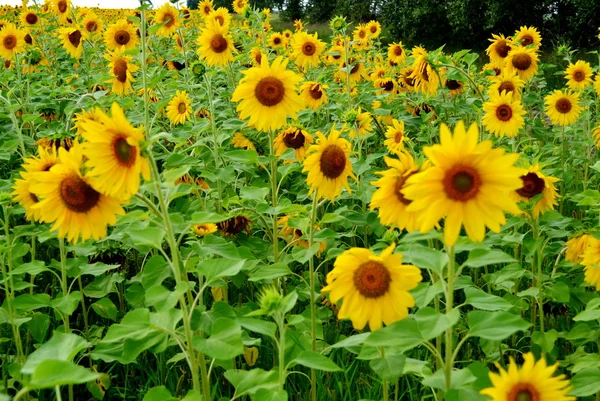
<box><xmin>269</xmin><ymin>130</ymin><xmax>279</xmax><ymax>266</ymax></box>
<box><xmin>204</xmin><ymin>74</ymin><xmax>223</xmax><ymax>214</ymax></box>
<box><xmin>58</xmin><ymin>238</ymin><xmax>74</xmax><ymax>401</ymax></box>
<box><xmin>139</xmin><ymin>4</ymin><xmax>150</xmax><ymax>139</ymax></box>
<box><xmin>308</xmin><ymin>193</ymin><xmax>319</xmax><ymax>401</ymax></box>
<box><xmin>561</xmin><ymin>125</ymin><xmax>566</xmax><ymax>205</ymax></box>
<box><xmin>532</xmin><ymin>218</ymin><xmax>545</xmax><ymax>334</ymax></box>
<box><xmin>444</xmin><ymin>245</ymin><xmax>455</xmax><ymax>391</ymax></box>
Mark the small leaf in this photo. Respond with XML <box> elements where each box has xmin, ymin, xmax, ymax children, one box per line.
<box><xmin>369</xmin><ymin>353</ymin><xmax>406</xmax><ymax>381</ymax></box>
<box><xmin>193</xmin><ymin>318</ymin><xmax>244</xmax><ymax>360</ymax></box>
<box><xmin>464</xmin><ymin>249</ymin><xmax>516</xmax><ymax>268</ymax></box>
<box><xmin>464</xmin><ymin>287</ymin><xmax>513</xmax><ymax>311</ymax></box>
<box><xmin>128</xmin><ymin>227</ymin><xmax>166</xmax><ymax>249</ymax></box>
<box><xmin>28</xmin><ymin>360</ymin><xmax>100</xmax><ymax>389</ymax></box>
<box><xmin>570</xmin><ymin>368</ymin><xmax>600</xmax><ymax>397</ymax></box>
<box><xmin>291</xmin><ymin>351</ymin><xmax>342</xmax><ymax>372</ymax></box>
<box><xmin>468</xmin><ymin>311</ymin><xmax>530</xmax><ymax>340</ymax></box>
<box><xmin>142</xmin><ymin>386</ymin><xmax>178</xmax><ymax>401</ymax></box>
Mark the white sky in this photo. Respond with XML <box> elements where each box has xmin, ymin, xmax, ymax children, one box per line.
<box><xmin>0</xmin><ymin>0</ymin><xmax>175</xmax><ymax>8</ymax></box>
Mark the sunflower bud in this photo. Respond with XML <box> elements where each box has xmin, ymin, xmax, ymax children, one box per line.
<box><xmin>258</xmin><ymin>286</ymin><xmax>282</xmax><ymax>316</ymax></box>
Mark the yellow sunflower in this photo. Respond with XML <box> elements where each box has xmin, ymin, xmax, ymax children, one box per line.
<box><xmin>376</xmin><ymin>77</ymin><xmax>398</xmax><ymax>97</ymax></box>
<box><xmin>545</xmin><ymin>90</ymin><xmax>581</xmax><ymax>126</ymax></box>
<box><xmin>444</xmin><ymin>79</ymin><xmax>464</xmax><ymax>97</ymax></box>
<box><xmin>321</xmin><ymin>243</ymin><xmax>422</xmax><ymax>331</ymax></box>
<box><xmin>153</xmin><ymin>3</ymin><xmax>180</xmax><ymax>37</ymax></box>
<box><xmin>409</xmin><ymin>46</ymin><xmax>440</xmax><ymax>95</ymax></box>
<box><xmin>488</xmin><ymin>70</ymin><xmax>524</xmax><ymax>100</ymax></box>
<box><xmin>582</xmin><ymin>237</ymin><xmax>600</xmax><ymax>290</ymax></box>
<box><xmin>353</xmin><ymin>23</ymin><xmax>369</xmax><ymax>46</ymax></box>
<box><xmin>58</xmin><ymin>26</ymin><xmax>86</xmax><ymax>59</ymax></box>
<box><xmin>293</xmin><ymin>19</ymin><xmax>303</xmax><ymax>32</ymax></box>
<box><xmin>193</xmin><ymin>223</ymin><xmax>218</xmax><ymax>236</ymax></box>
<box><xmin>80</xmin><ymin>103</ymin><xmax>150</xmax><ymax>200</ymax></box>
<box><xmin>105</xmin><ymin>51</ymin><xmax>138</xmax><ymax>96</ymax></box>
<box><xmin>196</xmin><ymin>20</ymin><xmax>235</xmax><ymax>67</ymax></box>
<box><xmin>249</xmin><ymin>47</ymin><xmax>264</xmax><ymax>66</ymax></box>
<box><xmin>232</xmin><ymin>0</ymin><xmax>248</xmax><ymax>14</ymax></box>
<box><xmin>402</xmin><ymin>121</ymin><xmax>524</xmax><ymax>246</ymax></box>
<box><xmin>198</xmin><ymin>0</ymin><xmax>214</xmax><ymax>17</ymax></box>
<box><xmin>366</xmin><ymin>20</ymin><xmax>381</xmax><ymax>39</ymax></box>
<box><xmin>486</xmin><ymin>34</ymin><xmax>512</xmax><ymax>65</ymax></box>
<box><xmin>104</xmin><ymin>19</ymin><xmax>139</xmax><ymax>52</ymax></box>
<box><xmin>231</xmin><ymin>132</ymin><xmax>256</xmax><ymax>150</ymax></box>
<box><xmin>303</xmin><ymin>125</ymin><xmax>356</xmax><ymax>201</ymax></box>
<box><xmin>383</xmin><ymin>119</ymin><xmax>408</xmax><ymax>155</ymax></box>
<box><xmin>511</xmin><ymin>164</ymin><xmax>560</xmax><ymax>218</ymax></box>
<box><xmin>20</xmin><ymin>8</ymin><xmax>40</xmax><ymax>28</ymax></box>
<box><xmin>13</xmin><ymin>174</ymin><xmax>43</xmax><ymax>222</ymax></box>
<box><xmin>338</xmin><ymin>57</ymin><xmax>366</xmax><ymax>83</ymax></box>
<box><xmin>326</xmin><ymin>44</ymin><xmax>345</xmax><ymax>64</ymax></box>
<box><xmin>73</xmin><ymin>107</ymin><xmax>103</xmax><ymax>137</ymax></box>
<box><xmin>207</xmin><ymin>7</ymin><xmax>230</xmax><ymax>29</ymax></box>
<box><xmin>504</xmin><ymin>46</ymin><xmax>539</xmax><ymax>82</ymax></box>
<box><xmin>29</xmin><ymin>144</ymin><xmax>125</xmax><ymax>244</ymax></box>
<box><xmin>480</xmin><ymin>353</ymin><xmax>574</xmax><ymax>401</ymax></box>
<box><xmin>166</xmin><ymin>90</ymin><xmax>192</xmax><ymax>125</ymax></box>
<box><xmin>369</xmin><ymin>65</ymin><xmax>387</xmax><ymax>82</ymax></box>
<box><xmin>347</xmin><ymin>107</ymin><xmax>373</xmax><ymax>139</ymax></box>
<box><xmin>513</xmin><ymin>26</ymin><xmax>542</xmax><ymax>48</ymax></box>
<box><xmin>399</xmin><ymin>67</ymin><xmax>416</xmax><ymax>91</ymax></box>
<box><xmin>594</xmin><ymin>124</ymin><xmax>600</xmax><ymax>149</ymax></box>
<box><xmin>231</xmin><ymin>56</ymin><xmax>303</xmax><ymax>132</ymax></box>
<box><xmin>482</xmin><ymin>62</ymin><xmax>503</xmax><ymax>80</ymax></box>
<box><xmin>565</xmin><ymin>60</ymin><xmax>593</xmax><ymax>90</ymax></box>
<box><xmin>274</xmin><ymin>126</ymin><xmax>313</xmax><ymax>162</ymax></box>
<box><xmin>82</xmin><ymin>12</ymin><xmax>103</xmax><ymax>36</ymax></box>
<box><xmin>268</xmin><ymin>32</ymin><xmax>286</xmax><ymax>49</ymax></box>
<box><xmin>370</xmin><ymin>152</ymin><xmax>427</xmax><ymax>232</ymax></box>
<box><xmin>53</xmin><ymin>0</ymin><xmax>71</xmax><ymax>24</ymax></box>
<box><xmin>482</xmin><ymin>91</ymin><xmax>526</xmax><ymax>138</ymax></box>
<box><xmin>21</xmin><ymin>146</ymin><xmax>60</xmax><ymax>174</ymax></box>
<box><xmin>565</xmin><ymin>234</ymin><xmax>593</xmax><ymax>263</ymax></box>
<box><xmin>594</xmin><ymin>73</ymin><xmax>600</xmax><ymax>96</ymax></box>
<box><xmin>292</xmin><ymin>31</ymin><xmax>325</xmax><ymax>68</ymax></box>
<box><xmin>0</xmin><ymin>23</ymin><xmax>27</xmax><ymax>60</ymax></box>
<box><xmin>300</xmin><ymin>81</ymin><xmax>328</xmax><ymax>110</ymax></box>
<box><xmin>278</xmin><ymin>215</ymin><xmax>326</xmax><ymax>255</ymax></box>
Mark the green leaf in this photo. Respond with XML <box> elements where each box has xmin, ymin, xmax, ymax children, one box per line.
<box><xmin>142</xmin><ymin>386</ymin><xmax>178</xmax><ymax>401</ymax></box>
<box><xmin>51</xmin><ymin>291</ymin><xmax>82</xmax><ymax>316</ymax></box>
<box><xmin>574</xmin><ymin>298</ymin><xmax>600</xmax><ymax>322</ymax></box>
<box><xmin>464</xmin><ymin>249</ymin><xmax>516</xmax><ymax>268</ymax></box>
<box><xmin>238</xmin><ymin>318</ymin><xmax>277</xmax><ymax>339</ymax></box>
<box><xmin>249</xmin><ymin>263</ymin><xmax>292</xmax><ymax>281</ymax></box>
<box><xmin>92</xmin><ymin>298</ymin><xmax>119</xmax><ymax>321</ymax></box>
<box><xmin>399</xmin><ymin>244</ymin><xmax>447</xmax><ymax>275</ymax></box>
<box><xmin>240</xmin><ymin>186</ymin><xmax>270</xmax><ymax>203</ymax></box>
<box><xmin>193</xmin><ymin>318</ymin><xmax>244</xmax><ymax>360</ymax></box>
<box><xmin>11</xmin><ymin>261</ymin><xmax>48</xmax><ymax>275</ymax></box>
<box><xmin>415</xmin><ymin>307</ymin><xmax>460</xmax><ymax>340</ymax></box>
<box><xmin>291</xmin><ymin>351</ymin><xmax>342</xmax><ymax>372</ymax></box>
<box><xmin>369</xmin><ymin>353</ymin><xmax>406</xmax><ymax>381</ymax></box>
<box><xmin>141</xmin><ymin>255</ymin><xmax>172</xmax><ymax>289</ymax></box>
<box><xmin>531</xmin><ymin>329</ymin><xmax>558</xmax><ymax>354</ymax></box>
<box><xmin>570</xmin><ymin>368</ymin><xmax>600</xmax><ymax>397</ymax></box>
<box><xmin>223</xmin><ymin>150</ymin><xmax>259</xmax><ymax>164</ymax></box>
<box><xmin>28</xmin><ymin>360</ymin><xmax>100</xmax><ymax>389</ymax></box>
<box><xmin>254</xmin><ymin>389</ymin><xmax>288</xmax><ymax>401</ymax></box>
<box><xmin>13</xmin><ymin>293</ymin><xmax>51</xmax><ymax>312</ymax></box>
<box><xmin>467</xmin><ymin>311</ymin><xmax>530</xmax><ymax>340</ymax></box>
<box><xmin>22</xmin><ymin>332</ymin><xmax>89</xmax><ymax>374</ymax></box>
<box><xmin>202</xmin><ymin>259</ymin><xmax>246</xmax><ymax>282</ymax></box>
<box><xmin>224</xmin><ymin>369</ymin><xmax>278</xmax><ymax>397</ymax></box>
<box><xmin>128</xmin><ymin>227</ymin><xmax>166</xmax><ymax>249</ymax></box>
<box><xmin>79</xmin><ymin>262</ymin><xmax>120</xmax><ymax>276</ymax></box>
<box><xmin>464</xmin><ymin>287</ymin><xmax>513</xmax><ymax>311</ymax></box>
<box><xmin>330</xmin><ymin>333</ymin><xmax>370</xmax><ymax>349</ymax></box>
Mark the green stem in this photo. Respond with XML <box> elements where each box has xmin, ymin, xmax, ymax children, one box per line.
<box><xmin>269</xmin><ymin>130</ymin><xmax>279</xmax><ymax>265</ymax></box>
<box><xmin>58</xmin><ymin>238</ymin><xmax>70</xmax><ymax>333</ymax></box>
<box><xmin>444</xmin><ymin>245</ymin><xmax>455</xmax><ymax>391</ymax></box>
<box><xmin>277</xmin><ymin>314</ymin><xmax>286</xmax><ymax>391</ymax></box>
<box><xmin>77</xmin><ymin>276</ymin><xmax>91</xmax><ymax>343</ymax></box>
<box><xmin>308</xmin><ymin>194</ymin><xmax>319</xmax><ymax>401</ymax></box>
<box><xmin>533</xmin><ymin>219</ymin><xmax>545</xmax><ymax>333</ymax></box>
<box><xmin>204</xmin><ymin>74</ymin><xmax>223</xmax><ymax>213</ymax></box>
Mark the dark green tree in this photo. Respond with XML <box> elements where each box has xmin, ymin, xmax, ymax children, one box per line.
<box><xmin>280</xmin><ymin>0</ymin><xmax>303</xmax><ymax>21</ymax></box>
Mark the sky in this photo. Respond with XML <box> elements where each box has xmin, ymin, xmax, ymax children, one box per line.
<box><xmin>0</xmin><ymin>0</ymin><xmax>175</xmax><ymax>8</ymax></box>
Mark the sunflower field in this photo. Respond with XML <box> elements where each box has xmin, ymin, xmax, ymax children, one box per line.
<box><xmin>1</xmin><ymin>0</ymin><xmax>600</xmax><ymax>400</ymax></box>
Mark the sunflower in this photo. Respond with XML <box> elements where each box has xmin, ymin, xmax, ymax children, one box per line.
<box><xmin>409</xmin><ymin>46</ymin><xmax>440</xmax><ymax>96</ymax></box>
<box><xmin>278</xmin><ymin>215</ymin><xmax>326</xmax><ymax>255</ymax></box>
<box><xmin>217</xmin><ymin>215</ymin><xmax>252</xmax><ymax>236</ymax></box>
<box><xmin>274</xmin><ymin>126</ymin><xmax>313</xmax><ymax>162</ymax></box>
<box><xmin>300</xmin><ymin>81</ymin><xmax>328</xmax><ymax>110</ymax></box>
<box><xmin>29</xmin><ymin>144</ymin><xmax>125</xmax><ymax>244</ymax></box>
<box><xmin>339</xmin><ymin>57</ymin><xmax>366</xmax><ymax>83</ymax></box>
<box><xmin>482</xmin><ymin>62</ymin><xmax>503</xmax><ymax>80</ymax></box>
<box><xmin>53</xmin><ymin>0</ymin><xmax>70</xmax><ymax>24</ymax></box>
<box><xmin>198</xmin><ymin>0</ymin><xmax>214</xmax><ymax>17</ymax></box>
<box><xmin>293</xmin><ymin>19</ymin><xmax>303</xmax><ymax>32</ymax></box>
<box><xmin>376</xmin><ymin>77</ymin><xmax>398</xmax><ymax>97</ymax></box>
<box><xmin>402</xmin><ymin>121</ymin><xmax>524</xmax><ymax>246</ymax></box>
<box><xmin>13</xmin><ymin>175</ymin><xmax>43</xmax><ymax>222</ymax></box>
<box><xmin>486</xmin><ymin>34</ymin><xmax>512</xmax><ymax>65</ymax></box>
<box><xmin>321</xmin><ymin>243</ymin><xmax>421</xmax><ymax>331</ymax></box>
<box><xmin>268</xmin><ymin>32</ymin><xmax>285</xmax><ymax>49</ymax></box>
<box><xmin>0</xmin><ymin>23</ymin><xmax>27</xmax><ymax>60</ymax></box>
<box><xmin>565</xmin><ymin>234</ymin><xmax>593</xmax><ymax>263</ymax></box>
<box><xmin>444</xmin><ymin>79</ymin><xmax>463</xmax><ymax>96</ymax></box>
<box><xmin>504</xmin><ymin>46</ymin><xmax>539</xmax><ymax>82</ymax></box>
<box><xmin>565</xmin><ymin>60</ymin><xmax>593</xmax><ymax>90</ymax></box>
<box><xmin>21</xmin><ymin>146</ymin><xmax>60</xmax><ymax>175</ymax></box>
<box><xmin>193</xmin><ymin>223</ymin><xmax>218</xmax><ymax>236</ymax></box>
<box><xmin>82</xmin><ymin>12</ymin><xmax>103</xmax><ymax>36</ymax></box>
<box><xmin>105</xmin><ymin>51</ymin><xmax>138</xmax><ymax>95</ymax></box>
<box><xmin>58</xmin><ymin>26</ymin><xmax>85</xmax><ymax>59</ymax></box>
<box><xmin>366</xmin><ymin>20</ymin><xmax>381</xmax><ymax>39</ymax></box>
<box><xmin>482</xmin><ymin>91</ymin><xmax>526</xmax><ymax>138</ymax></box>
<box><xmin>231</xmin><ymin>132</ymin><xmax>255</xmax><ymax>150</ymax></box>
<box><xmin>231</xmin><ymin>56</ymin><xmax>303</xmax><ymax>132</ymax></box>
<box><xmin>196</xmin><ymin>20</ymin><xmax>234</xmax><ymax>67</ymax></box>
<box><xmin>73</xmin><ymin>107</ymin><xmax>103</xmax><ymax>137</ymax></box>
<box><xmin>207</xmin><ymin>7</ymin><xmax>230</xmax><ymax>29</ymax></box>
<box><xmin>104</xmin><ymin>19</ymin><xmax>139</xmax><ymax>52</ymax></box>
<box><xmin>22</xmin><ymin>50</ymin><xmax>48</xmax><ymax>74</ymax></box>
<box><xmin>326</xmin><ymin>44</ymin><xmax>345</xmax><ymax>65</ymax></box>
<box><xmin>292</xmin><ymin>31</ymin><xmax>325</xmax><ymax>68</ymax></box>
<box><xmin>20</xmin><ymin>8</ymin><xmax>40</xmax><ymax>28</ymax></box>
<box><xmin>249</xmin><ymin>47</ymin><xmax>264</xmax><ymax>66</ymax></box>
<box><xmin>80</xmin><ymin>103</ymin><xmax>150</xmax><ymax>200</ymax></box>
<box><xmin>154</xmin><ymin>3</ymin><xmax>180</xmax><ymax>37</ymax></box>
<box><xmin>513</xmin><ymin>26</ymin><xmax>542</xmax><ymax>48</ymax></box>
<box><xmin>383</xmin><ymin>119</ymin><xmax>408</xmax><ymax>155</ymax></box>
<box><xmin>369</xmin><ymin>65</ymin><xmax>387</xmax><ymax>82</ymax></box>
<box><xmin>166</xmin><ymin>90</ymin><xmax>192</xmax><ymax>125</ymax></box>
<box><xmin>480</xmin><ymin>353</ymin><xmax>574</xmax><ymax>401</ymax></box>
<box><xmin>488</xmin><ymin>70</ymin><xmax>524</xmax><ymax>100</ymax></box>
<box><xmin>303</xmin><ymin>125</ymin><xmax>356</xmax><ymax>201</ymax></box>
<box><xmin>594</xmin><ymin>74</ymin><xmax>600</xmax><ymax>96</ymax></box>
<box><xmin>545</xmin><ymin>90</ymin><xmax>581</xmax><ymax>126</ymax></box>
<box><xmin>511</xmin><ymin>164</ymin><xmax>559</xmax><ymax>218</ymax></box>
<box><xmin>347</xmin><ymin>108</ymin><xmax>373</xmax><ymax>139</ymax></box>
<box><xmin>353</xmin><ymin>24</ymin><xmax>369</xmax><ymax>46</ymax></box>
<box><xmin>399</xmin><ymin>67</ymin><xmax>416</xmax><ymax>91</ymax></box>
<box><xmin>232</xmin><ymin>0</ymin><xmax>248</xmax><ymax>14</ymax></box>
<box><xmin>594</xmin><ymin>124</ymin><xmax>600</xmax><ymax>149</ymax></box>
<box><xmin>582</xmin><ymin>237</ymin><xmax>600</xmax><ymax>290</ymax></box>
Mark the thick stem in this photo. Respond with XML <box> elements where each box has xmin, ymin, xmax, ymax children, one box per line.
<box><xmin>269</xmin><ymin>130</ymin><xmax>279</xmax><ymax>266</ymax></box>
<box><xmin>533</xmin><ymin>219</ymin><xmax>545</xmax><ymax>333</ymax></box>
<box><xmin>444</xmin><ymin>245</ymin><xmax>455</xmax><ymax>391</ymax></box>
<box><xmin>204</xmin><ymin>74</ymin><xmax>223</xmax><ymax>213</ymax></box>
<box><xmin>308</xmin><ymin>194</ymin><xmax>319</xmax><ymax>401</ymax></box>
<box><xmin>77</xmin><ymin>276</ymin><xmax>91</xmax><ymax>343</ymax></box>
<box><xmin>58</xmin><ymin>238</ymin><xmax>70</xmax><ymax>333</ymax></box>
<box><xmin>277</xmin><ymin>315</ymin><xmax>286</xmax><ymax>391</ymax></box>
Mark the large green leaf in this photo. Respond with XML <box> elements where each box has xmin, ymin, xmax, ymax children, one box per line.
<box><xmin>224</xmin><ymin>369</ymin><xmax>278</xmax><ymax>397</ymax></box>
<box><xmin>142</xmin><ymin>386</ymin><xmax>178</xmax><ymax>401</ymax></box>
<box><xmin>464</xmin><ymin>249</ymin><xmax>516</xmax><ymax>268</ymax></box>
<box><xmin>464</xmin><ymin>287</ymin><xmax>513</xmax><ymax>311</ymax></box>
<box><xmin>369</xmin><ymin>353</ymin><xmax>406</xmax><ymax>381</ymax></box>
<box><xmin>22</xmin><ymin>332</ymin><xmax>89</xmax><ymax>374</ymax></box>
<box><xmin>193</xmin><ymin>317</ymin><xmax>244</xmax><ymax>360</ymax></box>
<box><xmin>28</xmin><ymin>360</ymin><xmax>100</xmax><ymax>389</ymax></box>
<box><xmin>570</xmin><ymin>368</ymin><xmax>600</xmax><ymax>397</ymax></box>
<box><xmin>467</xmin><ymin>311</ymin><xmax>530</xmax><ymax>340</ymax></box>
<box><xmin>291</xmin><ymin>351</ymin><xmax>342</xmax><ymax>372</ymax></box>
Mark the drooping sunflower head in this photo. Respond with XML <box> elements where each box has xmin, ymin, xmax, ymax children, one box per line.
<box><xmin>376</xmin><ymin>77</ymin><xmax>398</xmax><ymax>97</ymax></box>
<box><xmin>231</xmin><ymin>56</ymin><xmax>304</xmax><ymax>132</ymax></box>
<box><xmin>231</xmin><ymin>132</ymin><xmax>256</xmax><ymax>151</ymax></box>
<box><xmin>409</xmin><ymin>46</ymin><xmax>440</xmax><ymax>95</ymax></box>
<box><xmin>482</xmin><ymin>90</ymin><xmax>526</xmax><ymax>138</ymax></box>
<box><xmin>104</xmin><ymin>19</ymin><xmax>139</xmax><ymax>52</ymax></box>
<box><xmin>486</xmin><ymin>34</ymin><xmax>512</xmax><ymax>65</ymax></box>
<box><xmin>300</xmin><ymin>81</ymin><xmax>328</xmax><ymax>110</ymax></box>
<box><xmin>544</xmin><ymin>89</ymin><xmax>581</xmax><ymax>127</ymax></box>
<box><xmin>514</xmin><ymin>25</ymin><xmax>542</xmax><ymax>48</ymax></box>
<box><xmin>511</xmin><ymin>164</ymin><xmax>560</xmax><ymax>218</ymax></box>
<box><xmin>166</xmin><ymin>90</ymin><xmax>192</xmax><ymax>126</ymax></box>
<box><xmin>0</xmin><ymin>23</ymin><xmax>27</xmax><ymax>60</ymax></box>
<box><xmin>292</xmin><ymin>31</ymin><xmax>325</xmax><ymax>68</ymax></box>
<box><xmin>565</xmin><ymin>60</ymin><xmax>593</xmax><ymax>90</ymax></box>
<box><xmin>153</xmin><ymin>3</ymin><xmax>180</xmax><ymax>37</ymax></box>
<box><xmin>504</xmin><ymin>46</ymin><xmax>539</xmax><ymax>82</ymax></box>
<box><xmin>293</xmin><ymin>19</ymin><xmax>303</xmax><ymax>32</ymax></box>
<box><xmin>196</xmin><ymin>19</ymin><xmax>235</xmax><ymax>67</ymax></box>
<box><xmin>565</xmin><ymin>234</ymin><xmax>593</xmax><ymax>263</ymax></box>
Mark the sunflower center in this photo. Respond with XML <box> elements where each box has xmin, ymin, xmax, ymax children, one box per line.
<box><xmin>68</xmin><ymin>30</ymin><xmax>82</xmax><ymax>47</ymax></box>
<box><xmin>114</xmin><ymin>59</ymin><xmax>128</xmax><ymax>83</ymax></box>
<box><xmin>203</xmin><ymin>6</ymin><xmax>211</xmax><ymax>14</ymax></box>
<box><xmin>496</xmin><ymin>104</ymin><xmax>513</xmax><ymax>121</ymax></box>
<box><xmin>370</xmin><ymin>25</ymin><xmax>377</xmax><ymax>33</ymax></box>
<box><xmin>359</xmin><ymin>30</ymin><xmax>366</xmax><ymax>38</ymax></box>
<box><xmin>394</xmin><ymin>131</ymin><xmax>403</xmax><ymax>143</ymax></box>
<box><xmin>353</xmin><ymin>261</ymin><xmax>391</xmax><ymax>298</ymax></box>
<box><xmin>520</xmin><ymin>34</ymin><xmax>534</xmax><ymax>46</ymax></box>
<box><xmin>26</xmin><ymin>13</ymin><xmax>38</xmax><ymax>24</ymax></box>
<box><xmin>164</xmin><ymin>13</ymin><xmax>175</xmax><ymax>27</ymax></box>
<box><xmin>60</xmin><ymin>175</ymin><xmax>100</xmax><ymax>213</ymax></box>
<box><xmin>443</xmin><ymin>165</ymin><xmax>481</xmax><ymax>201</ymax></box>
<box><xmin>516</xmin><ymin>172</ymin><xmax>545</xmax><ymax>199</ymax></box>
<box><xmin>255</xmin><ymin>77</ymin><xmax>285</xmax><ymax>107</ymax></box>
<box><xmin>178</xmin><ymin>102</ymin><xmax>187</xmax><ymax>114</ymax></box>
<box><xmin>555</xmin><ymin>97</ymin><xmax>572</xmax><ymax>114</ymax></box>
<box><xmin>381</xmin><ymin>80</ymin><xmax>394</xmax><ymax>91</ymax></box>
<box><xmin>445</xmin><ymin>80</ymin><xmax>461</xmax><ymax>90</ymax></box>
<box><xmin>495</xmin><ymin>39</ymin><xmax>510</xmax><ymax>58</ymax></box>
<box><xmin>498</xmin><ymin>81</ymin><xmax>515</xmax><ymax>94</ymax></box>
<box><xmin>319</xmin><ymin>144</ymin><xmax>346</xmax><ymax>179</ymax></box>
<box><xmin>172</xmin><ymin>61</ymin><xmax>185</xmax><ymax>70</ymax></box>
<box><xmin>573</xmin><ymin>70</ymin><xmax>585</xmax><ymax>82</ymax></box>
<box><xmin>394</xmin><ymin>174</ymin><xmax>413</xmax><ymax>205</ymax></box>
<box><xmin>309</xmin><ymin>85</ymin><xmax>323</xmax><ymax>99</ymax></box>
<box><xmin>273</xmin><ymin>37</ymin><xmax>281</xmax><ymax>45</ymax></box>
<box><xmin>115</xmin><ymin>30</ymin><xmax>130</xmax><ymax>45</ymax></box>
<box><xmin>113</xmin><ymin>137</ymin><xmax>136</xmax><ymax>166</ymax></box>
<box><xmin>3</xmin><ymin>35</ymin><xmax>16</xmax><ymax>50</ymax></box>
<box><xmin>58</xmin><ymin>0</ymin><xmax>67</xmax><ymax>12</ymax></box>
<box><xmin>254</xmin><ymin>52</ymin><xmax>262</xmax><ymax>64</ymax></box>
<box><xmin>282</xmin><ymin>130</ymin><xmax>305</xmax><ymax>149</ymax></box>
<box><xmin>29</xmin><ymin>192</ymin><xmax>39</xmax><ymax>203</ymax></box>
<box><xmin>86</xmin><ymin>21</ymin><xmax>98</xmax><ymax>32</ymax></box>
<box><xmin>393</xmin><ymin>46</ymin><xmax>402</xmax><ymax>56</ymax></box>
<box><xmin>214</xmin><ymin>15</ymin><xmax>225</xmax><ymax>26</ymax></box>
<box><xmin>350</xmin><ymin>63</ymin><xmax>359</xmax><ymax>75</ymax></box>
<box><xmin>209</xmin><ymin>33</ymin><xmax>228</xmax><ymax>53</ymax></box>
<box><xmin>302</xmin><ymin>42</ymin><xmax>316</xmax><ymax>56</ymax></box>
<box><xmin>508</xmin><ymin>383</ymin><xmax>539</xmax><ymax>401</ymax></box>
<box><xmin>24</xmin><ymin>34</ymin><xmax>32</xmax><ymax>45</ymax></box>
<box><xmin>512</xmin><ymin>54</ymin><xmax>532</xmax><ymax>71</ymax></box>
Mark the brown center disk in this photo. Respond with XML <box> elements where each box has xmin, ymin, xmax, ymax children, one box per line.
<box><xmin>319</xmin><ymin>144</ymin><xmax>346</xmax><ymax>179</ymax></box>
<box><xmin>370</xmin><ymin>25</ymin><xmax>377</xmax><ymax>33</ymax></box>
<box><xmin>495</xmin><ymin>39</ymin><xmax>510</xmax><ymax>58</ymax></box>
<box><xmin>443</xmin><ymin>165</ymin><xmax>481</xmax><ymax>201</ymax></box>
<box><xmin>172</xmin><ymin>61</ymin><xmax>185</xmax><ymax>70</ymax></box>
<box><xmin>309</xmin><ymin>85</ymin><xmax>323</xmax><ymax>99</ymax></box>
<box><xmin>58</xmin><ymin>0</ymin><xmax>67</xmax><ymax>13</ymax></box>
<box><xmin>177</xmin><ymin>102</ymin><xmax>187</xmax><ymax>113</ymax></box>
<box><xmin>359</xmin><ymin>30</ymin><xmax>366</xmax><ymax>38</ymax></box>
<box><xmin>273</xmin><ymin>37</ymin><xmax>281</xmax><ymax>45</ymax></box>
<box><xmin>114</xmin><ymin>59</ymin><xmax>128</xmax><ymax>83</ymax></box>
<box><xmin>68</xmin><ymin>30</ymin><xmax>82</xmax><ymax>47</ymax></box>
<box><xmin>24</xmin><ymin>34</ymin><xmax>32</xmax><ymax>44</ymax></box>
<box><xmin>164</xmin><ymin>13</ymin><xmax>175</xmax><ymax>27</ymax></box>
<box><xmin>204</xmin><ymin>6</ymin><xmax>211</xmax><ymax>14</ymax></box>
<box><xmin>254</xmin><ymin>77</ymin><xmax>285</xmax><ymax>107</ymax></box>
<box><xmin>26</xmin><ymin>13</ymin><xmax>38</xmax><ymax>24</ymax></box>
<box><xmin>115</xmin><ymin>30</ymin><xmax>130</xmax><ymax>45</ymax></box>
<box><xmin>381</xmin><ymin>80</ymin><xmax>395</xmax><ymax>91</ymax></box>
<box><xmin>516</xmin><ymin>172</ymin><xmax>545</xmax><ymax>198</ymax></box>
<box><xmin>496</xmin><ymin>104</ymin><xmax>513</xmax><ymax>121</ymax></box>
<box><xmin>282</xmin><ymin>130</ymin><xmax>306</xmax><ymax>149</ymax></box>
<box><xmin>520</xmin><ymin>34</ymin><xmax>534</xmax><ymax>46</ymax></box>
<box><xmin>30</xmin><ymin>192</ymin><xmax>39</xmax><ymax>203</ymax></box>
<box><xmin>445</xmin><ymin>80</ymin><xmax>461</xmax><ymax>90</ymax></box>
<box><xmin>214</xmin><ymin>15</ymin><xmax>224</xmax><ymax>26</ymax></box>
<box><xmin>210</xmin><ymin>34</ymin><xmax>228</xmax><ymax>53</ymax></box>
<box><xmin>555</xmin><ymin>97</ymin><xmax>572</xmax><ymax>114</ymax></box>
<box><xmin>254</xmin><ymin>53</ymin><xmax>262</xmax><ymax>64</ymax></box>
<box><xmin>393</xmin><ymin>46</ymin><xmax>403</xmax><ymax>56</ymax></box>
<box><xmin>113</xmin><ymin>137</ymin><xmax>136</xmax><ymax>166</ymax></box>
<box><xmin>507</xmin><ymin>383</ymin><xmax>539</xmax><ymax>401</ymax></box>
<box><xmin>512</xmin><ymin>53</ymin><xmax>532</xmax><ymax>71</ymax></box>
<box><xmin>302</xmin><ymin>42</ymin><xmax>315</xmax><ymax>56</ymax></box>
<box><xmin>86</xmin><ymin>21</ymin><xmax>98</xmax><ymax>32</ymax></box>
<box><xmin>353</xmin><ymin>261</ymin><xmax>391</xmax><ymax>298</ymax></box>
<box><xmin>394</xmin><ymin>130</ymin><xmax>403</xmax><ymax>144</ymax></box>
<box><xmin>3</xmin><ymin>35</ymin><xmax>16</xmax><ymax>50</ymax></box>
<box><xmin>60</xmin><ymin>175</ymin><xmax>100</xmax><ymax>213</ymax></box>
<box><xmin>498</xmin><ymin>81</ymin><xmax>515</xmax><ymax>94</ymax></box>
<box><xmin>394</xmin><ymin>173</ymin><xmax>414</xmax><ymax>205</ymax></box>
<box><xmin>573</xmin><ymin>70</ymin><xmax>585</xmax><ymax>82</ymax></box>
